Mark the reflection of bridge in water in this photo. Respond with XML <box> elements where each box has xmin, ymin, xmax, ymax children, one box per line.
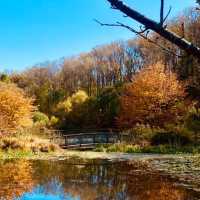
<box><xmin>50</xmin><ymin>130</ymin><xmax>121</xmax><ymax>149</ymax></box>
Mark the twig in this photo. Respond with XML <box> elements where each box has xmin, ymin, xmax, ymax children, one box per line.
<box><xmin>163</xmin><ymin>6</ymin><xmax>172</xmax><ymax>23</ymax></box>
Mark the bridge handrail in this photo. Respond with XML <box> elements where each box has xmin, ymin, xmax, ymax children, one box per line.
<box><xmin>62</xmin><ymin>132</ymin><xmax>120</xmax><ymax>138</ymax></box>
<box><xmin>49</xmin><ymin>130</ymin><xmax>122</xmax><ymax>149</ymax></box>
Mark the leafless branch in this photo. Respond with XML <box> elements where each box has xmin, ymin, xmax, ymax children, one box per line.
<box><xmin>163</xmin><ymin>6</ymin><xmax>172</xmax><ymax>23</ymax></box>
<box><xmin>94</xmin><ymin>19</ymin><xmax>182</xmax><ymax>57</ymax></box>
<box><xmin>94</xmin><ymin>19</ymin><xmax>148</xmax><ymax>34</ymax></box>
<box><xmin>105</xmin><ymin>0</ymin><xmax>200</xmax><ymax>59</ymax></box>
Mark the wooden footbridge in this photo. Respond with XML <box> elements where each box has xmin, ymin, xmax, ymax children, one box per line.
<box><xmin>50</xmin><ymin>129</ymin><xmax>121</xmax><ymax>150</ymax></box>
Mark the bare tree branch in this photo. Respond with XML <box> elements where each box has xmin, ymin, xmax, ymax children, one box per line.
<box><xmin>106</xmin><ymin>0</ymin><xmax>200</xmax><ymax>59</ymax></box>
<box><xmin>95</xmin><ymin>19</ymin><xmax>182</xmax><ymax>57</ymax></box>
<box><xmin>163</xmin><ymin>6</ymin><xmax>172</xmax><ymax>24</ymax></box>
<box><xmin>94</xmin><ymin>19</ymin><xmax>148</xmax><ymax>34</ymax></box>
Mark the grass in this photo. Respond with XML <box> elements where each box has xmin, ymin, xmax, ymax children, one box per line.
<box><xmin>0</xmin><ymin>148</ymin><xmax>64</xmax><ymax>160</ymax></box>
<box><xmin>0</xmin><ymin>131</ymin><xmax>61</xmax><ymax>159</ymax></box>
<box><xmin>0</xmin><ymin>149</ymin><xmax>34</xmax><ymax>159</ymax></box>
<box><xmin>94</xmin><ymin>143</ymin><xmax>200</xmax><ymax>154</ymax></box>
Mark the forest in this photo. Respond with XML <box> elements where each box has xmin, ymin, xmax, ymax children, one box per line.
<box><xmin>0</xmin><ymin>1</ymin><xmax>200</xmax><ymax>154</ymax></box>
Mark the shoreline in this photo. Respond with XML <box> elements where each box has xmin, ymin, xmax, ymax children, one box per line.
<box><xmin>0</xmin><ymin>149</ymin><xmax>198</xmax><ymax>161</ymax></box>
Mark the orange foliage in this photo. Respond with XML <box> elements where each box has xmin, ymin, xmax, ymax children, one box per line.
<box><xmin>0</xmin><ymin>82</ymin><xmax>35</xmax><ymax>133</ymax></box>
<box><xmin>0</xmin><ymin>160</ymin><xmax>34</xmax><ymax>200</ymax></box>
<box><xmin>118</xmin><ymin>62</ymin><xmax>186</xmax><ymax>128</ymax></box>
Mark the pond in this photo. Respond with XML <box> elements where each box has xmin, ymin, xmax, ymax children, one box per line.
<box><xmin>0</xmin><ymin>158</ymin><xmax>199</xmax><ymax>200</ymax></box>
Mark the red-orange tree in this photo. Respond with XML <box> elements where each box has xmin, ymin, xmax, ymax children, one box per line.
<box><xmin>117</xmin><ymin>62</ymin><xmax>186</xmax><ymax>128</ymax></box>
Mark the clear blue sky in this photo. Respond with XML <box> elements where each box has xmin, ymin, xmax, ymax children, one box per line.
<box><xmin>0</xmin><ymin>0</ymin><xmax>195</xmax><ymax>72</ymax></box>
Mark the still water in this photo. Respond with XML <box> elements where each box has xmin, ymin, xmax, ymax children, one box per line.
<box><xmin>0</xmin><ymin>158</ymin><xmax>199</xmax><ymax>200</ymax></box>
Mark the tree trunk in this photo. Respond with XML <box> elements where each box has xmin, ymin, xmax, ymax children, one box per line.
<box><xmin>107</xmin><ymin>0</ymin><xmax>200</xmax><ymax>59</ymax></box>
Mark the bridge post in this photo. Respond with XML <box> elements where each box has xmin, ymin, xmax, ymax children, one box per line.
<box><xmin>119</xmin><ymin>132</ymin><xmax>122</xmax><ymax>143</ymax></box>
<box><xmin>106</xmin><ymin>134</ymin><xmax>109</xmax><ymax>144</ymax></box>
<box><xmin>93</xmin><ymin>135</ymin><xmax>96</xmax><ymax>144</ymax></box>
<box><xmin>64</xmin><ymin>136</ymin><xmax>68</xmax><ymax>147</ymax></box>
<box><xmin>79</xmin><ymin>135</ymin><xmax>82</xmax><ymax>148</ymax></box>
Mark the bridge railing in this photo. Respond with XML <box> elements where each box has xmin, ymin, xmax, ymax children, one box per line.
<box><xmin>47</xmin><ymin>129</ymin><xmax>125</xmax><ymax>149</ymax></box>
<box><xmin>61</xmin><ymin>132</ymin><xmax>121</xmax><ymax>149</ymax></box>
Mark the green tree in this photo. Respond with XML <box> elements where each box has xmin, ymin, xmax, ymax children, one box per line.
<box><xmin>186</xmin><ymin>106</ymin><xmax>200</xmax><ymax>143</ymax></box>
<box><xmin>0</xmin><ymin>74</ymin><xmax>10</xmax><ymax>83</ymax></box>
<box><xmin>33</xmin><ymin>111</ymin><xmax>49</xmax><ymax>126</ymax></box>
<box><xmin>96</xmin><ymin>87</ymin><xmax>121</xmax><ymax>128</ymax></box>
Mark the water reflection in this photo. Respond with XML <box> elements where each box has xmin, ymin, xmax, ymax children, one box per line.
<box><xmin>16</xmin><ymin>179</ymin><xmax>79</xmax><ymax>200</ymax></box>
<box><xmin>0</xmin><ymin>159</ymin><xmax>199</xmax><ymax>200</ymax></box>
<box><xmin>0</xmin><ymin>160</ymin><xmax>34</xmax><ymax>200</ymax></box>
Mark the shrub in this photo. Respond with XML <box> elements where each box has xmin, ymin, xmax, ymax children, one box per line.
<box><xmin>185</xmin><ymin>106</ymin><xmax>200</xmax><ymax>142</ymax></box>
<box><xmin>56</xmin><ymin>98</ymin><xmax>72</xmax><ymax>114</ymax></box>
<box><xmin>121</xmin><ymin>124</ymin><xmax>158</xmax><ymax>145</ymax></box>
<box><xmin>0</xmin><ymin>134</ymin><xmax>59</xmax><ymax>153</ymax></box>
<box><xmin>151</xmin><ymin>131</ymin><xmax>192</xmax><ymax>146</ymax></box>
<box><xmin>49</xmin><ymin>116</ymin><xmax>59</xmax><ymax>127</ymax></box>
<box><xmin>71</xmin><ymin>90</ymin><xmax>88</xmax><ymax>105</ymax></box>
<box><xmin>0</xmin><ymin>74</ymin><xmax>10</xmax><ymax>83</ymax></box>
<box><xmin>104</xmin><ymin>143</ymin><xmax>142</xmax><ymax>153</ymax></box>
<box><xmin>33</xmin><ymin>112</ymin><xmax>49</xmax><ymax>126</ymax></box>
<box><xmin>0</xmin><ymin>137</ymin><xmax>24</xmax><ymax>150</ymax></box>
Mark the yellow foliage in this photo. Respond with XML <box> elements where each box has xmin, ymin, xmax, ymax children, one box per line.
<box><xmin>50</xmin><ymin>116</ymin><xmax>59</xmax><ymax>126</ymax></box>
<box><xmin>71</xmin><ymin>90</ymin><xmax>88</xmax><ymax>105</ymax></box>
<box><xmin>0</xmin><ymin>160</ymin><xmax>34</xmax><ymax>199</ymax></box>
<box><xmin>57</xmin><ymin>98</ymin><xmax>72</xmax><ymax>113</ymax></box>
<box><xmin>0</xmin><ymin>82</ymin><xmax>35</xmax><ymax>133</ymax></box>
<box><xmin>56</xmin><ymin>90</ymin><xmax>88</xmax><ymax>114</ymax></box>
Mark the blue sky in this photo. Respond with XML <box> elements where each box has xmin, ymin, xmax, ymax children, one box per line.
<box><xmin>0</xmin><ymin>0</ymin><xmax>195</xmax><ymax>72</ymax></box>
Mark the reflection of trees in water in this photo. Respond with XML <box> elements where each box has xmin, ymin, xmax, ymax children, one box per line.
<box><xmin>0</xmin><ymin>159</ymin><xmax>196</xmax><ymax>200</ymax></box>
<box><xmin>0</xmin><ymin>160</ymin><xmax>34</xmax><ymax>200</ymax></box>
<box><xmin>31</xmin><ymin>159</ymin><xmax>128</xmax><ymax>200</ymax></box>
<box><xmin>124</xmin><ymin>162</ymin><xmax>195</xmax><ymax>200</ymax></box>
<box><xmin>126</xmin><ymin>172</ymin><xmax>189</xmax><ymax>200</ymax></box>
<box><xmin>30</xmin><ymin>159</ymin><xmax>193</xmax><ymax>200</ymax></box>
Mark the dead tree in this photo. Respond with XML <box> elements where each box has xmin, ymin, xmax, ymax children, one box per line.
<box><xmin>104</xmin><ymin>0</ymin><xmax>200</xmax><ymax>59</ymax></box>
